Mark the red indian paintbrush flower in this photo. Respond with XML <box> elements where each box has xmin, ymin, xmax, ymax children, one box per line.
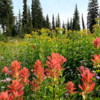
<box><xmin>2</xmin><ymin>66</ymin><xmax>9</xmax><ymax>74</ymax></box>
<box><xmin>31</xmin><ymin>79</ymin><xmax>40</xmax><ymax>92</ymax></box>
<box><xmin>78</xmin><ymin>66</ymin><xmax>95</xmax><ymax>97</ymax></box>
<box><xmin>90</xmin><ymin>54</ymin><xmax>100</xmax><ymax>66</ymax></box>
<box><xmin>9</xmin><ymin>60</ymin><xmax>22</xmax><ymax>80</ymax></box>
<box><xmin>78</xmin><ymin>78</ymin><xmax>95</xmax><ymax>95</ymax></box>
<box><xmin>81</xmin><ymin>69</ymin><xmax>95</xmax><ymax>84</ymax></box>
<box><xmin>45</xmin><ymin>53</ymin><xmax>67</xmax><ymax>81</ymax></box>
<box><xmin>0</xmin><ymin>90</ymin><xmax>10</xmax><ymax>100</ymax></box>
<box><xmin>77</xmin><ymin>66</ymin><xmax>85</xmax><ymax>74</ymax></box>
<box><xmin>7</xmin><ymin>80</ymin><xmax>24</xmax><ymax>100</ymax></box>
<box><xmin>20</xmin><ymin>67</ymin><xmax>30</xmax><ymax>85</ymax></box>
<box><xmin>66</xmin><ymin>81</ymin><xmax>77</xmax><ymax>95</ymax></box>
<box><xmin>33</xmin><ymin>60</ymin><xmax>45</xmax><ymax>83</ymax></box>
<box><xmin>93</xmin><ymin>37</ymin><xmax>100</xmax><ymax>48</ymax></box>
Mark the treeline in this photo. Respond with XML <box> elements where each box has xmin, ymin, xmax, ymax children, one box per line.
<box><xmin>0</xmin><ymin>0</ymin><xmax>99</xmax><ymax>37</ymax></box>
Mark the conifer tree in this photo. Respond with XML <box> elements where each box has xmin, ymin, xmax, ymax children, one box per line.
<box><xmin>42</xmin><ymin>16</ymin><xmax>46</xmax><ymax>28</ymax></box>
<box><xmin>17</xmin><ymin>9</ymin><xmax>22</xmax><ymax>35</ymax></box>
<box><xmin>22</xmin><ymin>0</ymin><xmax>27</xmax><ymax>30</ymax></box>
<box><xmin>46</xmin><ymin>14</ymin><xmax>50</xmax><ymax>29</ymax></box>
<box><xmin>87</xmin><ymin>0</ymin><xmax>99</xmax><ymax>33</ymax></box>
<box><xmin>0</xmin><ymin>0</ymin><xmax>14</xmax><ymax>34</ymax></box>
<box><xmin>73</xmin><ymin>4</ymin><xmax>80</xmax><ymax>31</ymax></box>
<box><xmin>82</xmin><ymin>14</ymin><xmax>85</xmax><ymax>29</ymax></box>
<box><xmin>52</xmin><ymin>14</ymin><xmax>55</xmax><ymax>30</ymax></box>
<box><xmin>31</xmin><ymin>0</ymin><xmax>43</xmax><ymax>30</ymax></box>
<box><xmin>56</xmin><ymin>13</ymin><xmax>60</xmax><ymax>27</ymax></box>
<box><xmin>67</xmin><ymin>19</ymin><xmax>70</xmax><ymax>30</ymax></box>
<box><xmin>62</xmin><ymin>21</ymin><xmax>65</xmax><ymax>34</ymax></box>
<box><xmin>27</xmin><ymin>6</ymin><xmax>33</xmax><ymax>34</ymax></box>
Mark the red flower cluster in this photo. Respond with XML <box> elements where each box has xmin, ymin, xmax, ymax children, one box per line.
<box><xmin>32</xmin><ymin>60</ymin><xmax>45</xmax><ymax>83</ymax></box>
<box><xmin>66</xmin><ymin>81</ymin><xmax>77</xmax><ymax>95</ymax></box>
<box><xmin>9</xmin><ymin>60</ymin><xmax>22</xmax><ymax>81</ymax></box>
<box><xmin>93</xmin><ymin>37</ymin><xmax>100</xmax><ymax>48</ymax></box>
<box><xmin>20</xmin><ymin>67</ymin><xmax>30</xmax><ymax>85</ymax></box>
<box><xmin>0</xmin><ymin>91</ymin><xmax>10</xmax><ymax>100</ymax></box>
<box><xmin>90</xmin><ymin>54</ymin><xmax>100</xmax><ymax>66</ymax></box>
<box><xmin>78</xmin><ymin>66</ymin><xmax>95</xmax><ymax>95</ymax></box>
<box><xmin>45</xmin><ymin>53</ymin><xmax>67</xmax><ymax>81</ymax></box>
<box><xmin>0</xmin><ymin>80</ymin><xmax>24</xmax><ymax>100</ymax></box>
<box><xmin>1</xmin><ymin>60</ymin><xmax>31</xmax><ymax>99</ymax></box>
<box><xmin>7</xmin><ymin>80</ymin><xmax>24</xmax><ymax>100</ymax></box>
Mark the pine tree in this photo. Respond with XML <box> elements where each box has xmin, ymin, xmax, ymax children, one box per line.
<box><xmin>0</xmin><ymin>0</ymin><xmax>14</xmax><ymax>34</ymax></box>
<box><xmin>56</xmin><ymin>18</ymin><xmax>58</xmax><ymax>28</ymax></box>
<box><xmin>17</xmin><ymin>9</ymin><xmax>22</xmax><ymax>35</ymax></box>
<box><xmin>62</xmin><ymin>21</ymin><xmax>65</xmax><ymax>34</ymax></box>
<box><xmin>42</xmin><ymin>16</ymin><xmax>46</xmax><ymax>28</ymax></box>
<box><xmin>87</xmin><ymin>0</ymin><xmax>99</xmax><ymax>33</ymax></box>
<box><xmin>52</xmin><ymin>14</ymin><xmax>55</xmax><ymax>30</ymax></box>
<box><xmin>56</xmin><ymin>13</ymin><xmax>60</xmax><ymax>27</ymax></box>
<box><xmin>67</xmin><ymin>19</ymin><xmax>70</xmax><ymax>30</ymax></box>
<box><xmin>82</xmin><ymin>14</ymin><xmax>85</xmax><ymax>29</ymax></box>
<box><xmin>73</xmin><ymin>4</ymin><xmax>80</xmax><ymax>31</ymax></box>
<box><xmin>31</xmin><ymin>0</ymin><xmax>43</xmax><ymax>30</ymax></box>
<box><xmin>27</xmin><ymin>6</ymin><xmax>33</xmax><ymax>34</ymax></box>
<box><xmin>22</xmin><ymin>0</ymin><xmax>27</xmax><ymax>30</ymax></box>
<box><xmin>46</xmin><ymin>14</ymin><xmax>50</xmax><ymax>29</ymax></box>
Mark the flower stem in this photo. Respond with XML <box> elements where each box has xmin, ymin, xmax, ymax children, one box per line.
<box><xmin>94</xmin><ymin>48</ymin><xmax>97</xmax><ymax>99</ymax></box>
<box><xmin>94</xmin><ymin>72</ymin><xmax>97</xmax><ymax>99</ymax></box>
<box><xmin>53</xmin><ymin>85</ymin><xmax>55</xmax><ymax>100</ymax></box>
<box><xmin>58</xmin><ymin>78</ymin><xmax>60</xmax><ymax>100</ymax></box>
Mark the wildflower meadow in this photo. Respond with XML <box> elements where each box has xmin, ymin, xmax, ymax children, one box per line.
<box><xmin>1</xmin><ymin>18</ymin><xmax>100</xmax><ymax>100</ymax></box>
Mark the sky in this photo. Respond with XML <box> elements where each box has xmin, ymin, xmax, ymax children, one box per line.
<box><xmin>0</xmin><ymin>0</ymin><xmax>100</xmax><ymax>33</ymax></box>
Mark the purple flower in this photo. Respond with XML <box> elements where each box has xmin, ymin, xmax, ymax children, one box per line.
<box><xmin>84</xmin><ymin>63</ymin><xmax>87</xmax><ymax>66</ymax></box>
<box><xmin>1</xmin><ymin>79</ymin><xmax>6</xmax><ymax>83</ymax></box>
<box><xmin>96</xmin><ymin>76</ymin><xmax>100</xmax><ymax>79</ymax></box>
<box><xmin>67</xmin><ymin>66</ymin><xmax>70</xmax><ymax>68</ymax></box>
<box><xmin>6</xmin><ymin>78</ymin><xmax>12</xmax><ymax>82</ymax></box>
<box><xmin>79</xmin><ymin>61</ymin><xmax>82</xmax><ymax>63</ymax></box>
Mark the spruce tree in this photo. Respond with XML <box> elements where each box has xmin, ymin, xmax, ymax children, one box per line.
<box><xmin>87</xmin><ymin>0</ymin><xmax>99</xmax><ymax>33</ymax></box>
<box><xmin>17</xmin><ymin>9</ymin><xmax>22</xmax><ymax>35</ymax></box>
<box><xmin>73</xmin><ymin>4</ymin><xmax>80</xmax><ymax>31</ymax></box>
<box><xmin>82</xmin><ymin>14</ymin><xmax>85</xmax><ymax>29</ymax></box>
<box><xmin>67</xmin><ymin>19</ymin><xmax>70</xmax><ymax>30</ymax></box>
<box><xmin>27</xmin><ymin>6</ymin><xmax>33</xmax><ymax>34</ymax></box>
<box><xmin>42</xmin><ymin>16</ymin><xmax>46</xmax><ymax>28</ymax></box>
<box><xmin>56</xmin><ymin>13</ymin><xmax>60</xmax><ymax>27</ymax></box>
<box><xmin>46</xmin><ymin>14</ymin><xmax>50</xmax><ymax>29</ymax></box>
<box><xmin>31</xmin><ymin>0</ymin><xmax>43</xmax><ymax>30</ymax></box>
<box><xmin>62</xmin><ymin>21</ymin><xmax>65</xmax><ymax>34</ymax></box>
<box><xmin>52</xmin><ymin>14</ymin><xmax>55</xmax><ymax>30</ymax></box>
<box><xmin>0</xmin><ymin>0</ymin><xmax>14</xmax><ymax>34</ymax></box>
<box><xmin>22</xmin><ymin>0</ymin><xmax>27</xmax><ymax>30</ymax></box>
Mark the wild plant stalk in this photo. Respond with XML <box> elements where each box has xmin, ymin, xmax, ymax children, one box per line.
<box><xmin>53</xmin><ymin>76</ymin><xmax>55</xmax><ymax>100</ymax></box>
<box><xmin>35</xmin><ymin>89</ymin><xmax>37</xmax><ymax>100</ymax></box>
<box><xmin>53</xmin><ymin>85</ymin><xmax>55</xmax><ymax>100</ymax></box>
<box><xmin>94</xmin><ymin>48</ymin><xmax>97</xmax><ymax>99</ymax></box>
<box><xmin>58</xmin><ymin>77</ymin><xmax>60</xmax><ymax>100</ymax></box>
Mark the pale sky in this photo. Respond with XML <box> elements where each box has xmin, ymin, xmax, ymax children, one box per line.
<box><xmin>0</xmin><ymin>0</ymin><xmax>100</xmax><ymax>32</ymax></box>
<box><xmin>12</xmin><ymin>0</ymin><xmax>100</xmax><ymax>29</ymax></box>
